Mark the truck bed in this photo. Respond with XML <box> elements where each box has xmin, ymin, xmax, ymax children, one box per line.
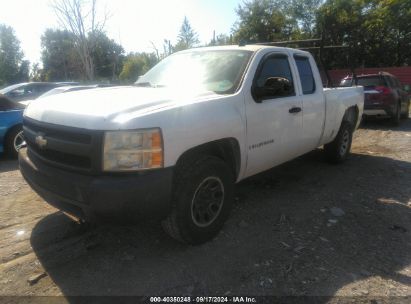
<box><xmin>321</xmin><ymin>86</ymin><xmax>364</xmax><ymax>145</ymax></box>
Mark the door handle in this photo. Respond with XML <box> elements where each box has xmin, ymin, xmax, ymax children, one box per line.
<box><xmin>289</xmin><ymin>106</ymin><xmax>302</xmax><ymax>114</ymax></box>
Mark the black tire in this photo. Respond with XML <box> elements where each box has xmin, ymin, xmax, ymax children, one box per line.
<box><xmin>324</xmin><ymin>121</ymin><xmax>353</xmax><ymax>164</ymax></box>
<box><xmin>391</xmin><ymin>102</ymin><xmax>401</xmax><ymax>125</ymax></box>
<box><xmin>5</xmin><ymin>126</ymin><xmax>24</xmax><ymax>158</ymax></box>
<box><xmin>162</xmin><ymin>155</ymin><xmax>234</xmax><ymax>245</ymax></box>
<box><xmin>401</xmin><ymin>101</ymin><xmax>410</xmax><ymax>119</ymax></box>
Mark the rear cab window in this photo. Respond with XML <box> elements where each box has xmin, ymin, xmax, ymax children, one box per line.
<box><xmin>294</xmin><ymin>55</ymin><xmax>316</xmax><ymax>94</ymax></box>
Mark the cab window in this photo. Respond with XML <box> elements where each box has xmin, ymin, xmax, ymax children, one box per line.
<box><xmin>253</xmin><ymin>54</ymin><xmax>295</xmax><ymax>101</ymax></box>
<box><xmin>294</xmin><ymin>55</ymin><xmax>316</xmax><ymax>94</ymax></box>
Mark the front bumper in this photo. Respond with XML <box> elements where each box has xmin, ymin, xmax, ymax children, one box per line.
<box><xmin>19</xmin><ymin>148</ymin><xmax>173</xmax><ymax>221</ymax></box>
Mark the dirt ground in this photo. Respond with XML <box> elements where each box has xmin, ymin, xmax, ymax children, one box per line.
<box><xmin>0</xmin><ymin>118</ymin><xmax>410</xmax><ymax>302</ymax></box>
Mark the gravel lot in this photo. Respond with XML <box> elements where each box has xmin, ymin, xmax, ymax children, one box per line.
<box><xmin>0</xmin><ymin>118</ymin><xmax>410</xmax><ymax>302</ymax></box>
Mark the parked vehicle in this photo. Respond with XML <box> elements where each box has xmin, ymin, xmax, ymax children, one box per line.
<box><xmin>18</xmin><ymin>85</ymin><xmax>111</xmax><ymax>107</ymax></box>
<box><xmin>36</xmin><ymin>85</ymin><xmax>100</xmax><ymax>99</ymax></box>
<box><xmin>0</xmin><ymin>94</ymin><xmax>25</xmax><ymax>157</ymax></box>
<box><xmin>0</xmin><ymin>85</ymin><xmax>102</xmax><ymax>157</ymax></box>
<box><xmin>0</xmin><ymin>82</ymin><xmax>64</xmax><ymax>102</ymax></box>
<box><xmin>19</xmin><ymin>45</ymin><xmax>364</xmax><ymax>244</ymax></box>
<box><xmin>340</xmin><ymin>72</ymin><xmax>410</xmax><ymax>124</ymax></box>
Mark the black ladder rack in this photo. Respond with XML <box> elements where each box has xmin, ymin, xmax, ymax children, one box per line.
<box><xmin>251</xmin><ymin>38</ymin><xmax>352</xmax><ymax>87</ymax></box>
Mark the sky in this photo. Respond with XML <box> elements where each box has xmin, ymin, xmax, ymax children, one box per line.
<box><xmin>0</xmin><ymin>0</ymin><xmax>240</xmax><ymax>65</ymax></box>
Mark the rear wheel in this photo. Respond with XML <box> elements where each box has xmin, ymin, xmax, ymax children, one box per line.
<box><xmin>5</xmin><ymin>126</ymin><xmax>25</xmax><ymax>158</ymax></box>
<box><xmin>391</xmin><ymin>102</ymin><xmax>401</xmax><ymax>125</ymax></box>
<box><xmin>324</xmin><ymin>121</ymin><xmax>353</xmax><ymax>164</ymax></box>
<box><xmin>401</xmin><ymin>101</ymin><xmax>410</xmax><ymax>119</ymax></box>
<box><xmin>162</xmin><ymin>155</ymin><xmax>234</xmax><ymax>245</ymax></box>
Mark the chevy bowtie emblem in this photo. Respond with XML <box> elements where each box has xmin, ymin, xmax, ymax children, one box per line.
<box><xmin>35</xmin><ymin>134</ymin><xmax>47</xmax><ymax>149</ymax></box>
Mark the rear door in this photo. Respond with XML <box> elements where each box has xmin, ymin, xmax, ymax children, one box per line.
<box><xmin>244</xmin><ymin>51</ymin><xmax>303</xmax><ymax>177</ymax></box>
<box><xmin>293</xmin><ymin>54</ymin><xmax>325</xmax><ymax>150</ymax></box>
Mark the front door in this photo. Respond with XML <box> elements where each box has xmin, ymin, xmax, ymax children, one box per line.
<box><xmin>244</xmin><ymin>52</ymin><xmax>303</xmax><ymax>178</ymax></box>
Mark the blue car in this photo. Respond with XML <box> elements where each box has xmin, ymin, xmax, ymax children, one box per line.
<box><xmin>0</xmin><ymin>94</ymin><xmax>25</xmax><ymax>158</ymax></box>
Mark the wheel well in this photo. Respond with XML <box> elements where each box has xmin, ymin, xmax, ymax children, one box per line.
<box><xmin>175</xmin><ymin>138</ymin><xmax>241</xmax><ymax>179</ymax></box>
<box><xmin>5</xmin><ymin>124</ymin><xmax>23</xmax><ymax>140</ymax></box>
<box><xmin>343</xmin><ymin>106</ymin><xmax>359</xmax><ymax>128</ymax></box>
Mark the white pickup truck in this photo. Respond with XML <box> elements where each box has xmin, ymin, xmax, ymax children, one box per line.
<box><xmin>19</xmin><ymin>45</ymin><xmax>364</xmax><ymax>244</ymax></box>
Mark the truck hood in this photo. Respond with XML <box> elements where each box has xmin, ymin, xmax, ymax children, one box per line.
<box><xmin>24</xmin><ymin>86</ymin><xmax>219</xmax><ymax>130</ymax></box>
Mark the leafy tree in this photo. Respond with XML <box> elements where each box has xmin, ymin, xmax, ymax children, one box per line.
<box><xmin>291</xmin><ymin>0</ymin><xmax>322</xmax><ymax>36</ymax></box>
<box><xmin>16</xmin><ymin>60</ymin><xmax>30</xmax><ymax>83</ymax></box>
<box><xmin>317</xmin><ymin>0</ymin><xmax>411</xmax><ymax>68</ymax></box>
<box><xmin>52</xmin><ymin>0</ymin><xmax>108</xmax><ymax>80</ymax></box>
<box><xmin>365</xmin><ymin>0</ymin><xmax>411</xmax><ymax>66</ymax></box>
<box><xmin>316</xmin><ymin>0</ymin><xmax>366</xmax><ymax>69</ymax></box>
<box><xmin>209</xmin><ymin>33</ymin><xmax>233</xmax><ymax>46</ymax></box>
<box><xmin>41</xmin><ymin>29</ymin><xmax>81</xmax><ymax>81</ymax></box>
<box><xmin>0</xmin><ymin>24</ymin><xmax>28</xmax><ymax>86</ymax></box>
<box><xmin>231</xmin><ymin>0</ymin><xmax>411</xmax><ymax>68</ymax></box>
<box><xmin>163</xmin><ymin>39</ymin><xmax>173</xmax><ymax>58</ymax></box>
<box><xmin>41</xmin><ymin>28</ymin><xmax>125</xmax><ymax>82</ymax></box>
<box><xmin>90</xmin><ymin>31</ymin><xmax>125</xmax><ymax>81</ymax></box>
<box><xmin>232</xmin><ymin>0</ymin><xmax>297</xmax><ymax>43</ymax></box>
<box><xmin>119</xmin><ymin>53</ymin><xmax>158</xmax><ymax>83</ymax></box>
<box><xmin>174</xmin><ymin>17</ymin><xmax>200</xmax><ymax>51</ymax></box>
<box><xmin>30</xmin><ymin>63</ymin><xmax>43</xmax><ymax>82</ymax></box>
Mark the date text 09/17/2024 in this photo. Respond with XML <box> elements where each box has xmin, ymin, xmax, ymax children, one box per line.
<box><xmin>149</xmin><ymin>296</ymin><xmax>257</xmax><ymax>303</ymax></box>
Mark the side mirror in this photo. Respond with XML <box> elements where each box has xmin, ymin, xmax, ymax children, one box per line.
<box><xmin>254</xmin><ymin>77</ymin><xmax>292</xmax><ymax>101</ymax></box>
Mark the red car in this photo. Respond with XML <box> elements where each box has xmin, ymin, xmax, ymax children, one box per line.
<box><xmin>341</xmin><ymin>72</ymin><xmax>410</xmax><ymax>125</ymax></box>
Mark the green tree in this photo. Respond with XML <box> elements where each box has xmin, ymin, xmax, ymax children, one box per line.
<box><xmin>41</xmin><ymin>29</ymin><xmax>80</xmax><ymax>81</ymax></box>
<box><xmin>30</xmin><ymin>63</ymin><xmax>43</xmax><ymax>82</ymax></box>
<box><xmin>41</xmin><ymin>28</ymin><xmax>125</xmax><ymax>82</ymax></box>
<box><xmin>16</xmin><ymin>60</ymin><xmax>30</xmax><ymax>83</ymax></box>
<box><xmin>91</xmin><ymin>31</ymin><xmax>125</xmax><ymax>81</ymax></box>
<box><xmin>316</xmin><ymin>0</ymin><xmax>366</xmax><ymax>69</ymax></box>
<box><xmin>174</xmin><ymin>17</ymin><xmax>200</xmax><ymax>51</ymax></box>
<box><xmin>317</xmin><ymin>0</ymin><xmax>411</xmax><ymax>68</ymax></box>
<box><xmin>232</xmin><ymin>0</ymin><xmax>296</xmax><ymax>43</ymax></box>
<box><xmin>119</xmin><ymin>53</ymin><xmax>158</xmax><ymax>83</ymax></box>
<box><xmin>209</xmin><ymin>33</ymin><xmax>233</xmax><ymax>46</ymax></box>
<box><xmin>52</xmin><ymin>0</ymin><xmax>109</xmax><ymax>80</ymax></box>
<box><xmin>291</xmin><ymin>0</ymin><xmax>322</xmax><ymax>36</ymax></box>
<box><xmin>0</xmin><ymin>24</ymin><xmax>28</xmax><ymax>86</ymax></box>
<box><xmin>365</xmin><ymin>0</ymin><xmax>411</xmax><ymax>66</ymax></box>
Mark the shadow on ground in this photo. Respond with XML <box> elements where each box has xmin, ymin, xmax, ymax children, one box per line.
<box><xmin>0</xmin><ymin>156</ymin><xmax>18</xmax><ymax>173</ymax></box>
<box><xmin>360</xmin><ymin>116</ymin><xmax>411</xmax><ymax>131</ymax></box>
<box><xmin>30</xmin><ymin>150</ymin><xmax>411</xmax><ymax>300</ymax></box>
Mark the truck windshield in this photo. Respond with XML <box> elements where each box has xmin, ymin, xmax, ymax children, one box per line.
<box><xmin>135</xmin><ymin>50</ymin><xmax>253</xmax><ymax>94</ymax></box>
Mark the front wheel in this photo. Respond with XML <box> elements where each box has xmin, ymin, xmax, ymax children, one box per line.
<box><xmin>162</xmin><ymin>155</ymin><xmax>234</xmax><ymax>245</ymax></box>
<box><xmin>6</xmin><ymin>127</ymin><xmax>25</xmax><ymax>158</ymax></box>
<box><xmin>324</xmin><ymin>121</ymin><xmax>353</xmax><ymax>164</ymax></box>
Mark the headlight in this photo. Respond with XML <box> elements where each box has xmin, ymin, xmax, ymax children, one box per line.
<box><xmin>103</xmin><ymin>129</ymin><xmax>163</xmax><ymax>171</ymax></box>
